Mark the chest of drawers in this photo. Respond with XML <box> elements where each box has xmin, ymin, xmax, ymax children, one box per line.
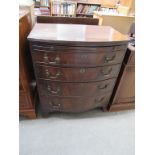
<box><xmin>28</xmin><ymin>24</ymin><xmax>129</xmax><ymax>117</ymax></box>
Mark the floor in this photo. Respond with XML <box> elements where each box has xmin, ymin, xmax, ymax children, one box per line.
<box><xmin>19</xmin><ymin>109</ymin><xmax>135</xmax><ymax>155</ymax></box>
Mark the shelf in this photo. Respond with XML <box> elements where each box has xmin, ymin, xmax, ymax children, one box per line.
<box><xmin>76</xmin><ymin>13</ymin><xmax>93</xmax><ymax>17</ymax></box>
<box><xmin>61</xmin><ymin>1</ymin><xmax>77</xmax><ymax>5</ymax></box>
<box><xmin>77</xmin><ymin>2</ymin><xmax>101</xmax><ymax>5</ymax></box>
<box><xmin>35</xmin><ymin>5</ymin><xmax>50</xmax><ymax>8</ymax></box>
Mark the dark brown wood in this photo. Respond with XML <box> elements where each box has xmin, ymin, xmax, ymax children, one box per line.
<box><xmin>19</xmin><ymin>9</ymin><xmax>37</xmax><ymax>119</ymax></box>
<box><xmin>35</xmin><ymin>64</ymin><xmax>121</xmax><ymax>82</ymax></box>
<box><xmin>27</xmin><ymin>24</ymin><xmax>129</xmax><ymax>45</ymax></box>
<box><xmin>37</xmin><ymin>16</ymin><xmax>99</xmax><ymax>25</ymax></box>
<box><xmin>108</xmin><ymin>45</ymin><xmax>135</xmax><ymax>111</ymax></box>
<box><xmin>38</xmin><ymin>78</ymin><xmax>115</xmax><ymax>97</ymax></box>
<box><xmin>28</xmin><ymin>24</ymin><xmax>129</xmax><ymax>116</ymax></box>
<box><xmin>39</xmin><ymin>93</ymin><xmax>111</xmax><ymax>113</ymax></box>
<box><xmin>31</xmin><ymin>48</ymin><xmax>125</xmax><ymax>67</ymax></box>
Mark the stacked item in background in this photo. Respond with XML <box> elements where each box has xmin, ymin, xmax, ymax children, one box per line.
<box><xmin>76</xmin><ymin>3</ymin><xmax>100</xmax><ymax>16</ymax></box>
<box><xmin>61</xmin><ymin>2</ymin><xmax>76</xmax><ymax>16</ymax></box>
<box><xmin>34</xmin><ymin>8</ymin><xmax>42</xmax><ymax>15</ymax></box>
<box><xmin>40</xmin><ymin>0</ymin><xmax>49</xmax><ymax>7</ymax></box>
<box><xmin>34</xmin><ymin>0</ymin><xmax>50</xmax><ymax>16</ymax></box>
<box><xmin>39</xmin><ymin>7</ymin><xmax>50</xmax><ymax>15</ymax></box>
<box><xmin>52</xmin><ymin>0</ymin><xmax>61</xmax><ymax>15</ymax></box>
<box><xmin>52</xmin><ymin>0</ymin><xmax>76</xmax><ymax>16</ymax></box>
<box><xmin>100</xmin><ymin>7</ymin><xmax>118</xmax><ymax>15</ymax></box>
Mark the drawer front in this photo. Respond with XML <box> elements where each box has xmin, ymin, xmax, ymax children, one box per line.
<box><xmin>31</xmin><ymin>44</ymin><xmax>127</xmax><ymax>53</ymax></box>
<box><xmin>38</xmin><ymin>79</ymin><xmax>115</xmax><ymax>97</ymax></box>
<box><xmin>39</xmin><ymin>94</ymin><xmax>111</xmax><ymax>113</ymax></box>
<box><xmin>31</xmin><ymin>50</ymin><xmax>125</xmax><ymax>67</ymax></box>
<box><xmin>35</xmin><ymin>64</ymin><xmax>121</xmax><ymax>82</ymax></box>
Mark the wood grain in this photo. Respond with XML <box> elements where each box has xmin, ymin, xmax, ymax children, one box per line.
<box><xmin>28</xmin><ymin>23</ymin><xmax>129</xmax><ymax>116</ymax></box>
<box><xmin>28</xmin><ymin>24</ymin><xmax>129</xmax><ymax>44</ymax></box>
<box><xmin>19</xmin><ymin>9</ymin><xmax>37</xmax><ymax>119</ymax></box>
<box><xmin>109</xmin><ymin>46</ymin><xmax>135</xmax><ymax>111</ymax></box>
<box><xmin>35</xmin><ymin>64</ymin><xmax>121</xmax><ymax>82</ymax></box>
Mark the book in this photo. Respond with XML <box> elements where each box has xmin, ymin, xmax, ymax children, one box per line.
<box><xmin>40</xmin><ymin>6</ymin><xmax>50</xmax><ymax>15</ymax></box>
<box><xmin>87</xmin><ymin>5</ymin><xmax>98</xmax><ymax>15</ymax></box>
<box><xmin>76</xmin><ymin>4</ymin><xmax>84</xmax><ymax>13</ymax></box>
<box><xmin>40</xmin><ymin>0</ymin><xmax>49</xmax><ymax>7</ymax></box>
<box><xmin>61</xmin><ymin>3</ymin><xmax>76</xmax><ymax>16</ymax></box>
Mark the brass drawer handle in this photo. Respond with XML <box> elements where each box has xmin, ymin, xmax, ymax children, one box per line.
<box><xmin>47</xmin><ymin>85</ymin><xmax>60</xmax><ymax>95</ymax></box>
<box><xmin>43</xmin><ymin>53</ymin><xmax>60</xmax><ymax>64</ymax></box>
<box><xmin>113</xmin><ymin>46</ymin><xmax>123</xmax><ymax>51</ymax></box>
<box><xmin>49</xmin><ymin>101</ymin><xmax>61</xmax><ymax>110</ymax></box>
<box><xmin>101</xmin><ymin>68</ymin><xmax>112</xmax><ymax>76</ymax></box>
<box><xmin>49</xmin><ymin>101</ymin><xmax>60</xmax><ymax>106</ymax></box>
<box><xmin>50</xmin><ymin>46</ymin><xmax>54</xmax><ymax>50</ymax></box>
<box><xmin>80</xmin><ymin>55</ymin><xmax>88</xmax><ymax>59</ymax></box>
<box><xmin>97</xmin><ymin>84</ymin><xmax>108</xmax><ymax>90</ymax></box>
<box><xmin>49</xmin><ymin>56</ymin><xmax>60</xmax><ymax>64</ymax></box>
<box><xmin>43</xmin><ymin>53</ymin><xmax>48</xmax><ymax>61</ymax></box>
<box><xmin>95</xmin><ymin>97</ymin><xmax>105</xmax><ymax>103</ymax></box>
<box><xmin>80</xmin><ymin>68</ymin><xmax>86</xmax><ymax>73</ymax></box>
<box><xmin>45</xmin><ymin>69</ymin><xmax>62</xmax><ymax>79</ymax></box>
<box><xmin>104</xmin><ymin>54</ymin><xmax>116</xmax><ymax>63</ymax></box>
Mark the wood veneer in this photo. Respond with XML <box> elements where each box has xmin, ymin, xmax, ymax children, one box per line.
<box><xmin>19</xmin><ymin>9</ymin><xmax>37</xmax><ymax>119</ymax></box>
<box><xmin>108</xmin><ymin>44</ymin><xmax>135</xmax><ymax>111</ymax></box>
<box><xmin>28</xmin><ymin>23</ymin><xmax>129</xmax><ymax>117</ymax></box>
<box><xmin>37</xmin><ymin>16</ymin><xmax>99</xmax><ymax>25</ymax></box>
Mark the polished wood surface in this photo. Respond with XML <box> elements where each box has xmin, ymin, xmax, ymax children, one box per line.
<box><xmin>28</xmin><ymin>24</ymin><xmax>129</xmax><ymax>44</ymax></box>
<box><xmin>109</xmin><ymin>44</ymin><xmax>135</xmax><ymax>111</ymax></box>
<box><xmin>35</xmin><ymin>64</ymin><xmax>121</xmax><ymax>82</ymax></box>
<box><xmin>37</xmin><ymin>16</ymin><xmax>99</xmax><ymax>25</ymax></box>
<box><xmin>31</xmin><ymin>48</ymin><xmax>125</xmax><ymax>67</ymax></box>
<box><xmin>28</xmin><ymin>23</ymin><xmax>129</xmax><ymax>116</ymax></box>
<box><xmin>19</xmin><ymin>9</ymin><xmax>37</xmax><ymax>119</ymax></box>
<box><xmin>38</xmin><ymin>78</ymin><xmax>115</xmax><ymax>97</ymax></box>
<box><xmin>39</xmin><ymin>93</ymin><xmax>111</xmax><ymax>114</ymax></box>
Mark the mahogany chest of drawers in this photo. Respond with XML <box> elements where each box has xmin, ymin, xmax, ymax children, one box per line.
<box><xmin>28</xmin><ymin>24</ymin><xmax>129</xmax><ymax>117</ymax></box>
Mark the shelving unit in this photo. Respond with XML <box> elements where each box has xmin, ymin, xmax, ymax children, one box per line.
<box><xmin>51</xmin><ymin>0</ymin><xmax>102</xmax><ymax>18</ymax></box>
<box><xmin>34</xmin><ymin>0</ymin><xmax>124</xmax><ymax>18</ymax></box>
<box><xmin>34</xmin><ymin>0</ymin><xmax>51</xmax><ymax>16</ymax></box>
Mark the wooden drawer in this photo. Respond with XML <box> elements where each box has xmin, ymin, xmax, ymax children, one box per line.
<box><xmin>31</xmin><ymin>44</ymin><xmax>127</xmax><ymax>53</ymax></box>
<box><xmin>31</xmin><ymin>50</ymin><xmax>125</xmax><ymax>67</ymax></box>
<box><xmin>19</xmin><ymin>92</ymin><xmax>30</xmax><ymax>109</ymax></box>
<box><xmin>40</xmin><ymin>94</ymin><xmax>111</xmax><ymax>113</ymax></box>
<box><xmin>38</xmin><ymin>78</ymin><xmax>115</xmax><ymax>97</ymax></box>
<box><xmin>35</xmin><ymin>64</ymin><xmax>121</xmax><ymax>82</ymax></box>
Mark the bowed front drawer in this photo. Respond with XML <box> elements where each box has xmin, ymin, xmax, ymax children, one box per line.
<box><xmin>35</xmin><ymin>64</ymin><xmax>121</xmax><ymax>82</ymax></box>
<box><xmin>31</xmin><ymin>49</ymin><xmax>125</xmax><ymax>67</ymax></box>
<box><xmin>39</xmin><ymin>94</ymin><xmax>111</xmax><ymax>113</ymax></box>
<box><xmin>37</xmin><ymin>78</ymin><xmax>115</xmax><ymax>97</ymax></box>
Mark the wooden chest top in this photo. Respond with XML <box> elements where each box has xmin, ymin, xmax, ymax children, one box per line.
<box><xmin>28</xmin><ymin>23</ymin><xmax>129</xmax><ymax>45</ymax></box>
